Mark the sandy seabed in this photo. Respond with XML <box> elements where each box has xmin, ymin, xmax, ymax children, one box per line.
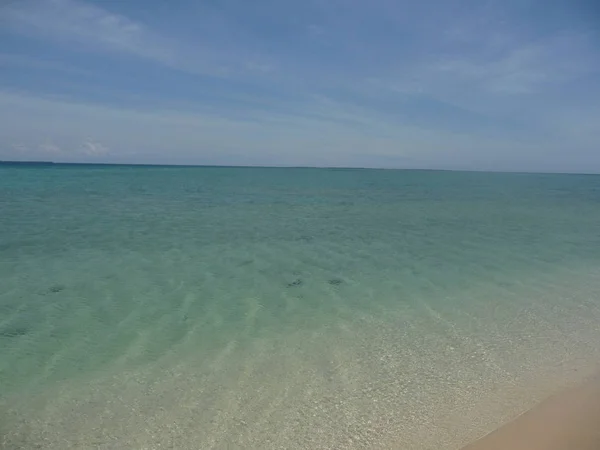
<box><xmin>3</xmin><ymin>269</ymin><xmax>600</xmax><ymax>450</ymax></box>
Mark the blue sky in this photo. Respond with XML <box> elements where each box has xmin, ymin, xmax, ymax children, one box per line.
<box><xmin>0</xmin><ymin>0</ymin><xmax>599</xmax><ymax>171</ymax></box>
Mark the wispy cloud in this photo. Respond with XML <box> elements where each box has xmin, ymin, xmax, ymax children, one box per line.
<box><xmin>2</xmin><ymin>89</ymin><xmax>596</xmax><ymax>172</ymax></box>
<box><xmin>7</xmin><ymin>133</ymin><xmax>111</xmax><ymax>159</ymax></box>
<box><xmin>0</xmin><ymin>0</ymin><xmax>599</xmax><ymax>171</ymax></box>
<box><xmin>0</xmin><ymin>0</ymin><xmax>260</xmax><ymax>77</ymax></box>
<box><xmin>434</xmin><ymin>33</ymin><xmax>597</xmax><ymax>94</ymax></box>
<box><xmin>81</xmin><ymin>139</ymin><xmax>109</xmax><ymax>156</ymax></box>
<box><xmin>1</xmin><ymin>0</ymin><xmax>172</xmax><ymax>62</ymax></box>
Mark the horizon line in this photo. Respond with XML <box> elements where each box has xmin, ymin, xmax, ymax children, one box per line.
<box><xmin>0</xmin><ymin>160</ymin><xmax>599</xmax><ymax>176</ymax></box>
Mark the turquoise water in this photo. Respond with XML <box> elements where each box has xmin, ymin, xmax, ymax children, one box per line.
<box><xmin>2</xmin><ymin>165</ymin><xmax>600</xmax><ymax>449</ymax></box>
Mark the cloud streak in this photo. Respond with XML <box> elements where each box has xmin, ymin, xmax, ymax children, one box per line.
<box><xmin>1</xmin><ymin>0</ymin><xmax>173</xmax><ymax>62</ymax></box>
<box><xmin>81</xmin><ymin>139</ymin><xmax>109</xmax><ymax>156</ymax></box>
<box><xmin>0</xmin><ymin>0</ymin><xmax>599</xmax><ymax>171</ymax></box>
<box><xmin>1</xmin><ymin>90</ymin><xmax>597</xmax><ymax>172</ymax></box>
<box><xmin>433</xmin><ymin>32</ymin><xmax>597</xmax><ymax>94</ymax></box>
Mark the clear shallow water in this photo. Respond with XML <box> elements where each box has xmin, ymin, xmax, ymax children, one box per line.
<box><xmin>1</xmin><ymin>165</ymin><xmax>600</xmax><ymax>449</ymax></box>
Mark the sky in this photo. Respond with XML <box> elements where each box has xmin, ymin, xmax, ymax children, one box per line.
<box><xmin>0</xmin><ymin>0</ymin><xmax>599</xmax><ymax>171</ymax></box>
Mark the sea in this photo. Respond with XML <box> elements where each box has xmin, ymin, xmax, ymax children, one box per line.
<box><xmin>1</xmin><ymin>164</ymin><xmax>600</xmax><ymax>449</ymax></box>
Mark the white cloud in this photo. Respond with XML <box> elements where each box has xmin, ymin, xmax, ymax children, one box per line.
<box><xmin>1</xmin><ymin>0</ymin><xmax>173</xmax><ymax>63</ymax></box>
<box><xmin>5</xmin><ymin>136</ymin><xmax>110</xmax><ymax>159</ymax></box>
<box><xmin>1</xmin><ymin>0</ymin><xmax>598</xmax><ymax>171</ymax></box>
<box><xmin>1</xmin><ymin>90</ymin><xmax>596</xmax><ymax>172</ymax></box>
<box><xmin>361</xmin><ymin>29</ymin><xmax>600</xmax><ymax>140</ymax></box>
<box><xmin>435</xmin><ymin>34</ymin><xmax>594</xmax><ymax>94</ymax></box>
<box><xmin>81</xmin><ymin>139</ymin><xmax>109</xmax><ymax>156</ymax></box>
<box><xmin>0</xmin><ymin>0</ymin><xmax>273</xmax><ymax>78</ymax></box>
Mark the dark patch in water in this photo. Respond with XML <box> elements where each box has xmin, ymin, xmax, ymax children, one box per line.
<box><xmin>286</xmin><ymin>278</ymin><xmax>303</xmax><ymax>288</ymax></box>
<box><xmin>297</xmin><ymin>235</ymin><xmax>313</xmax><ymax>243</ymax></box>
<box><xmin>0</xmin><ymin>326</ymin><xmax>28</xmax><ymax>338</ymax></box>
<box><xmin>328</xmin><ymin>278</ymin><xmax>344</xmax><ymax>286</ymax></box>
<box><xmin>238</xmin><ymin>259</ymin><xmax>253</xmax><ymax>267</ymax></box>
<box><xmin>47</xmin><ymin>284</ymin><xmax>66</xmax><ymax>294</ymax></box>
